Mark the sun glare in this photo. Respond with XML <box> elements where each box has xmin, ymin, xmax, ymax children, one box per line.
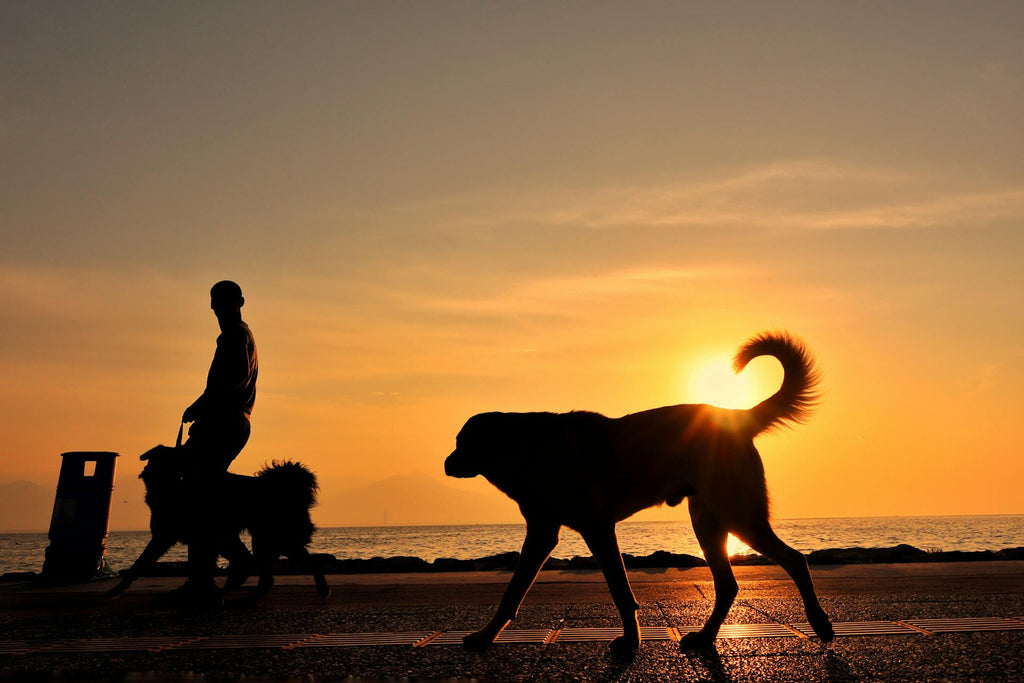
<box><xmin>693</xmin><ymin>535</ymin><xmax>755</xmax><ymax>560</ymax></box>
<box><xmin>727</xmin><ymin>534</ymin><xmax>754</xmax><ymax>557</ymax></box>
<box><xmin>685</xmin><ymin>354</ymin><xmax>768</xmax><ymax>409</ymax></box>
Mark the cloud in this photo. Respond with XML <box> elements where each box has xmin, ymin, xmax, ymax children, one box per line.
<box><xmin>415</xmin><ymin>264</ymin><xmax>750</xmax><ymax>319</ymax></box>
<box><xmin>803</xmin><ymin>188</ymin><xmax>1024</xmax><ymax>230</ymax></box>
<box><xmin>979</xmin><ymin>62</ymin><xmax>1018</xmax><ymax>93</ymax></box>
<box><xmin>369</xmin><ymin>160</ymin><xmax>1024</xmax><ymax>235</ymax></box>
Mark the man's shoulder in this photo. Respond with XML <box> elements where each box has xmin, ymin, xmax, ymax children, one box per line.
<box><xmin>218</xmin><ymin>323</ymin><xmax>255</xmax><ymax>344</ymax></box>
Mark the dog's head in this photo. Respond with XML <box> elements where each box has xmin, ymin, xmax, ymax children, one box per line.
<box><xmin>138</xmin><ymin>444</ymin><xmax>184</xmax><ymax>490</ymax></box>
<box><xmin>444</xmin><ymin>412</ymin><xmax>506</xmax><ymax>479</ymax></box>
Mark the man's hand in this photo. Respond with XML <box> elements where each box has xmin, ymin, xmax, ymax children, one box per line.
<box><xmin>182</xmin><ymin>400</ymin><xmax>200</xmax><ymax>423</ymax></box>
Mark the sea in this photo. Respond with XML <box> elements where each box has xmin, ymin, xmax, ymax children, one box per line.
<box><xmin>2</xmin><ymin>515</ymin><xmax>1022</xmax><ymax>576</ymax></box>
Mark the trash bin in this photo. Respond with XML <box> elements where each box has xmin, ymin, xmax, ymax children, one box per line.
<box><xmin>41</xmin><ymin>451</ymin><xmax>118</xmax><ymax>582</ymax></box>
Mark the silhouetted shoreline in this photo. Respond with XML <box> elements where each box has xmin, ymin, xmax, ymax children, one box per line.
<box><xmin>4</xmin><ymin>543</ymin><xmax>1022</xmax><ymax>583</ymax></box>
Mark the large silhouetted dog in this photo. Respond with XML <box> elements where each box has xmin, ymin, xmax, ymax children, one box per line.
<box><xmin>107</xmin><ymin>445</ymin><xmax>330</xmax><ymax>604</ymax></box>
<box><xmin>445</xmin><ymin>331</ymin><xmax>834</xmax><ymax>655</ymax></box>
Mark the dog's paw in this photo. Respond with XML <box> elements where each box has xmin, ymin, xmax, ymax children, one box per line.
<box><xmin>608</xmin><ymin>634</ymin><xmax>640</xmax><ymax>658</ymax></box>
<box><xmin>317</xmin><ymin>585</ymin><xmax>332</xmax><ymax>600</ymax></box>
<box><xmin>810</xmin><ymin>613</ymin><xmax>835</xmax><ymax>643</ymax></box>
<box><xmin>462</xmin><ymin>630</ymin><xmax>496</xmax><ymax>651</ymax></box>
<box><xmin>679</xmin><ymin>630</ymin><xmax>717</xmax><ymax>650</ymax></box>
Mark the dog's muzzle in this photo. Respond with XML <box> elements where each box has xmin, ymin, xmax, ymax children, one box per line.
<box><xmin>444</xmin><ymin>450</ymin><xmax>479</xmax><ymax>478</ymax></box>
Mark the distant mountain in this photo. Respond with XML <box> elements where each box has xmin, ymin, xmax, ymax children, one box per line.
<box><xmin>314</xmin><ymin>471</ymin><xmax>519</xmax><ymax>527</ymax></box>
<box><xmin>0</xmin><ymin>476</ymin><xmax>150</xmax><ymax>533</ymax></box>
<box><xmin>0</xmin><ymin>480</ymin><xmax>54</xmax><ymax>532</ymax></box>
<box><xmin>1</xmin><ymin>471</ymin><xmax>520</xmax><ymax>531</ymax></box>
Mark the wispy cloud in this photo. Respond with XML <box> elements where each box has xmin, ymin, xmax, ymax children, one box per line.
<box><xmin>416</xmin><ymin>264</ymin><xmax>750</xmax><ymax>318</ymax></box>
<box><xmin>799</xmin><ymin>188</ymin><xmax>1024</xmax><ymax>230</ymax></box>
<box><xmin>367</xmin><ymin>160</ymin><xmax>1024</xmax><ymax>235</ymax></box>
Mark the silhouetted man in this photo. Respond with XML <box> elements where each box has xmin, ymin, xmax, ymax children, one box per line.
<box><xmin>182</xmin><ymin>280</ymin><xmax>258</xmax><ymax>470</ymax></box>
<box><xmin>176</xmin><ymin>280</ymin><xmax>258</xmax><ymax>604</ymax></box>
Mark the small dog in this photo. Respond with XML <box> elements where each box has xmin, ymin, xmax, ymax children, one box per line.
<box><xmin>107</xmin><ymin>445</ymin><xmax>330</xmax><ymax>603</ymax></box>
<box><xmin>445</xmin><ymin>331</ymin><xmax>834</xmax><ymax>654</ymax></box>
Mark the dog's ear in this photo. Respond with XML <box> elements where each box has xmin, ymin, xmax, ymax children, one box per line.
<box><xmin>140</xmin><ymin>444</ymin><xmax>171</xmax><ymax>461</ymax></box>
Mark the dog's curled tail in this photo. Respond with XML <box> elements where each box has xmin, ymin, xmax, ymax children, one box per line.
<box><xmin>734</xmin><ymin>331</ymin><xmax>821</xmax><ymax>436</ymax></box>
<box><xmin>257</xmin><ymin>460</ymin><xmax>320</xmax><ymax>510</ymax></box>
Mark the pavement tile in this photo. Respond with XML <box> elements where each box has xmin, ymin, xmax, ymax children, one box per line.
<box><xmin>832</xmin><ymin>631</ymin><xmax>1024</xmax><ymax>682</ymax></box>
<box><xmin>0</xmin><ymin>564</ymin><xmax>1021</xmax><ymax>681</ymax></box>
<box><xmin>716</xmin><ymin>650</ymin><xmax>866</xmax><ymax>683</ymax></box>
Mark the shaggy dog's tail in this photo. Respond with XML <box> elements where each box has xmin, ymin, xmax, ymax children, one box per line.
<box><xmin>734</xmin><ymin>331</ymin><xmax>821</xmax><ymax>436</ymax></box>
<box><xmin>257</xmin><ymin>460</ymin><xmax>320</xmax><ymax>511</ymax></box>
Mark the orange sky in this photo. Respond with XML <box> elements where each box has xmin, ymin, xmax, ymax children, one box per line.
<box><xmin>2</xmin><ymin>2</ymin><xmax>1022</xmax><ymax>530</ymax></box>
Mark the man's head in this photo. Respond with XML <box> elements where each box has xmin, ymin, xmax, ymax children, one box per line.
<box><xmin>210</xmin><ymin>280</ymin><xmax>244</xmax><ymax>318</ymax></box>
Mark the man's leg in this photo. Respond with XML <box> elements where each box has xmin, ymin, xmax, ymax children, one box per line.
<box><xmin>178</xmin><ymin>419</ymin><xmax>250</xmax><ymax>604</ymax></box>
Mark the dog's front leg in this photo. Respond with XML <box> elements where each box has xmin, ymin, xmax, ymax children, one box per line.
<box><xmin>106</xmin><ymin>535</ymin><xmax>176</xmax><ymax>599</ymax></box>
<box><xmin>581</xmin><ymin>526</ymin><xmax>641</xmax><ymax>657</ymax></box>
<box><xmin>463</xmin><ymin>521</ymin><xmax>559</xmax><ymax>650</ymax></box>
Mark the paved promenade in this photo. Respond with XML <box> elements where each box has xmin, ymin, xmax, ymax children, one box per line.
<box><xmin>1</xmin><ymin>562</ymin><xmax>1022</xmax><ymax>681</ymax></box>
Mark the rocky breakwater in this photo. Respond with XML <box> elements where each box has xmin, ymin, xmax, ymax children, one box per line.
<box><xmin>4</xmin><ymin>545</ymin><xmax>1023</xmax><ymax>582</ymax></box>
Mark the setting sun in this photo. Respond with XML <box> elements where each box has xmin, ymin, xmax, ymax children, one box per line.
<box><xmin>685</xmin><ymin>354</ymin><xmax>777</xmax><ymax>409</ymax></box>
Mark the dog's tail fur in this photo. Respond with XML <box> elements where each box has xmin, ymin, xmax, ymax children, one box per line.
<box><xmin>257</xmin><ymin>460</ymin><xmax>320</xmax><ymax>511</ymax></box>
<box><xmin>734</xmin><ymin>331</ymin><xmax>821</xmax><ymax>436</ymax></box>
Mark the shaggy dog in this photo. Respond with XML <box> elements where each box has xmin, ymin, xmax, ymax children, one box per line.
<box><xmin>445</xmin><ymin>331</ymin><xmax>834</xmax><ymax>654</ymax></box>
<box><xmin>107</xmin><ymin>445</ymin><xmax>330</xmax><ymax>603</ymax></box>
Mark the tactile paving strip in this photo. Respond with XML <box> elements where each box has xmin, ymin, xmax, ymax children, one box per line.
<box><xmin>420</xmin><ymin>631</ymin><xmax>472</xmax><ymax>646</ymax></box>
<box><xmin>717</xmin><ymin>623</ymin><xmax>800</xmax><ymax>639</ymax></box>
<box><xmin>552</xmin><ymin>626</ymin><xmax>677</xmax><ymax>643</ymax></box>
<box><xmin>423</xmin><ymin>630</ymin><xmax>552</xmax><ymax>647</ymax></box>
<box><xmin>420</xmin><ymin>629</ymin><xmax>554</xmax><ymax>645</ymax></box>
<box><xmin>3</xmin><ymin>617</ymin><xmax>1023</xmax><ymax>655</ymax></box>
<box><xmin>553</xmin><ymin>628</ymin><xmax>625</xmax><ymax>643</ymax></box>
<box><xmin>901</xmin><ymin>617</ymin><xmax>1024</xmax><ymax>634</ymax></box>
<box><xmin>493</xmin><ymin>629</ymin><xmax>554</xmax><ymax>644</ymax></box>
<box><xmin>0</xmin><ymin>641</ymin><xmax>46</xmax><ymax>656</ymax></box>
<box><xmin>173</xmin><ymin>634</ymin><xmax>316</xmax><ymax>650</ymax></box>
<box><xmin>298</xmin><ymin>632</ymin><xmax>434</xmax><ymax>648</ymax></box>
<box><xmin>793</xmin><ymin>621</ymin><xmax>918</xmax><ymax>637</ymax></box>
<box><xmin>640</xmin><ymin>626</ymin><xmax>677</xmax><ymax>641</ymax></box>
<box><xmin>42</xmin><ymin>637</ymin><xmax>199</xmax><ymax>653</ymax></box>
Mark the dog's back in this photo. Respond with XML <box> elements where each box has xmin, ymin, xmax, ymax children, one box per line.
<box><xmin>604</xmin><ymin>332</ymin><xmax>820</xmax><ymax>520</ymax></box>
<box><xmin>250</xmin><ymin>461</ymin><xmax>319</xmax><ymax>548</ymax></box>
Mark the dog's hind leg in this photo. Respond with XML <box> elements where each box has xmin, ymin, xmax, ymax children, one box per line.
<box><xmin>581</xmin><ymin>525</ymin><xmax>641</xmax><ymax>657</ymax></box>
<box><xmin>681</xmin><ymin>501</ymin><xmax>737</xmax><ymax>650</ymax></box>
<box><xmin>221</xmin><ymin>535</ymin><xmax>254</xmax><ymax>596</ymax></box>
<box><xmin>463</xmin><ymin>520</ymin><xmax>560</xmax><ymax>651</ymax></box>
<box><xmin>241</xmin><ymin>536</ymin><xmax>277</xmax><ymax>605</ymax></box>
<box><xmin>311</xmin><ymin>559</ymin><xmax>331</xmax><ymax>600</ymax></box>
<box><xmin>287</xmin><ymin>546</ymin><xmax>331</xmax><ymax>599</ymax></box>
<box><xmin>733</xmin><ymin>521</ymin><xmax>834</xmax><ymax>643</ymax></box>
<box><xmin>106</xmin><ymin>535</ymin><xmax>176</xmax><ymax>599</ymax></box>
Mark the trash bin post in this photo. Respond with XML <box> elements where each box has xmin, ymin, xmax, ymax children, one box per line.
<box><xmin>41</xmin><ymin>451</ymin><xmax>119</xmax><ymax>582</ymax></box>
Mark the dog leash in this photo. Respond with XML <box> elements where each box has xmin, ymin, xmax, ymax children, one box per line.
<box><xmin>140</xmin><ymin>422</ymin><xmax>187</xmax><ymax>462</ymax></box>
